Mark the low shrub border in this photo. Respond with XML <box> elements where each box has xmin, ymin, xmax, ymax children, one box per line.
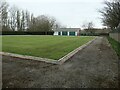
<box><xmin>80</xmin><ymin>33</ymin><xmax>109</xmax><ymax>36</ymax></box>
<box><xmin>1</xmin><ymin>31</ymin><xmax>54</xmax><ymax>35</ymax></box>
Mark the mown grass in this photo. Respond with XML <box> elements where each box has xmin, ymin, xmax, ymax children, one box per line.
<box><xmin>107</xmin><ymin>36</ymin><xmax>120</xmax><ymax>58</ymax></box>
<box><xmin>2</xmin><ymin>35</ymin><xmax>95</xmax><ymax>60</ymax></box>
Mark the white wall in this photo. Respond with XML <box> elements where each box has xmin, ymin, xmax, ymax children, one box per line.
<box><xmin>68</xmin><ymin>31</ymin><xmax>69</xmax><ymax>36</ymax></box>
<box><xmin>60</xmin><ymin>31</ymin><xmax>62</xmax><ymax>36</ymax></box>
<box><xmin>54</xmin><ymin>31</ymin><xmax>58</xmax><ymax>35</ymax></box>
<box><xmin>54</xmin><ymin>31</ymin><xmax>78</xmax><ymax>36</ymax></box>
<box><xmin>75</xmin><ymin>32</ymin><xmax>77</xmax><ymax>36</ymax></box>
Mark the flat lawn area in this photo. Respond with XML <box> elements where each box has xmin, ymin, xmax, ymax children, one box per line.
<box><xmin>2</xmin><ymin>35</ymin><xmax>95</xmax><ymax>60</ymax></box>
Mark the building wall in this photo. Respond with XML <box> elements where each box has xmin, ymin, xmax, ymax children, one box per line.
<box><xmin>75</xmin><ymin>32</ymin><xmax>77</xmax><ymax>36</ymax></box>
<box><xmin>54</xmin><ymin>31</ymin><xmax>78</xmax><ymax>36</ymax></box>
<box><xmin>54</xmin><ymin>31</ymin><xmax>58</xmax><ymax>35</ymax></box>
<box><xmin>109</xmin><ymin>33</ymin><xmax>120</xmax><ymax>43</ymax></box>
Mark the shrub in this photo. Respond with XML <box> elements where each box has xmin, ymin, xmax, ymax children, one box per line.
<box><xmin>1</xmin><ymin>31</ymin><xmax>54</xmax><ymax>35</ymax></box>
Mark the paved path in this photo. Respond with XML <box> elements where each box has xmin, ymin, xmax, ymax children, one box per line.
<box><xmin>2</xmin><ymin>36</ymin><xmax>119</xmax><ymax>88</ymax></box>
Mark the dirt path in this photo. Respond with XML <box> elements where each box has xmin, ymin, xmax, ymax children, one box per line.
<box><xmin>2</xmin><ymin>36</ymin><xmax>119</xmax><ymax>88</ymax></box>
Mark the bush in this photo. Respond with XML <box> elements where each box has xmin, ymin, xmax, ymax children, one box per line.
<box><xmin>80</xmin><ymin>33</ymin><xmax>100</xmax><ymax>36</ymax></box>
<box><xmin>1</xmin><ymin>31</ymin><xmax>54</xmax><ymax>35</ymax></box>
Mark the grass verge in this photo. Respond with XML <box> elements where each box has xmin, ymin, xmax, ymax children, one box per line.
<box><xmin>107</xmin><ymin>36</ymin><xmax>120</xmax><ymax>58</ymax></box>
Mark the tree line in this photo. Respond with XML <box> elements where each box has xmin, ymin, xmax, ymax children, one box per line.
<box><xmin>1</xmin><ymin>0</ymin><xmax>119</xmax><ymax>32</ymax></box>
<box><xmin>0</xmin><ymin>0</ymin><xmax>61</xmax><ymax>32</ymax></box>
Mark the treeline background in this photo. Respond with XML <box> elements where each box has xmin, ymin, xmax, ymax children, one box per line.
<box><xmin>0</xmin><ymin>0</ymin><xmax>63</xmax><ymax>33</ymax></box>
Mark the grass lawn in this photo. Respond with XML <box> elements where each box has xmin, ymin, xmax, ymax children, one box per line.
<box><xmin>107</xmin><ymin>36</ymin><xmax>120</xmax><ymax>58</ymax></box>
<box><xmin>2</xmin><ymin>35</ymin><xmax>95</xmax><ymax>60</ymax></box>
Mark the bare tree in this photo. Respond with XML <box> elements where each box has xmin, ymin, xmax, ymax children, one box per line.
<box><xmin>99</xmin><ymin>0</ymin><xmax>120</xmax><ymax>29</ymax></box>
<box><xmin>36</xmin><ymin>15</ymin><xmax>51</xmax><ymax>32</ymax></box>
<box><xmin>20</xmin><ymin>10</ymin><xmax>25</xmax><ymax>31</ymax></box>
<box><xmin>82</xmin><ymin>21</ymin><xmax>95</xmax><ymax>34</ymax></box>
<box><xmin>16</xmin><ymin>9</ymin><xmax>21</xmax><ymax>31</ymax></box>
<box><xmin>29</xmin><ymin>15</ymin><xmax>58</xmax><ymax>32</ymax></box>
<box><xmin>29</xmin><ymin>13</ymin><xmax>36</xmax><ymax>31</ymax></box>
<box><xmin>87</xmin><ymin>22</ymin><xmax>94</xmax><ymax>29</ymax></box>
<box><xmin>53</xmin><ymin>22</ymin><xmax>61</xmax><ymax>29</ymax></box>
<box><xmin>25</xmin><ymin>10</ymin><xmax>30</xmax><ymax>30</ymax></box>
<box><xmin>0</xmin><ymin>0</ymin><xmax>9</xmax><ymax>31</ymax></box>
<box><xmin>0</xmin><ymin>0</ymin><xmax>8</xmax><ymax>14</ymax></box>
<box><xmin>82</xmin><ymin>21</ymin><xmax>94</xmax><ymax>29</ymax></box>
<box><xmin>9</xmin><ymin>6</ymin><xmax>18</xmax><ymax>31</ymax></box>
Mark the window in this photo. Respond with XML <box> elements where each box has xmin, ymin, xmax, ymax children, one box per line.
<box><xmin>62</xmin><ymin>31</ymin><xmax>67</xmax><ymax>35</ymax></box>
<box><xmin>69</xmin><ymin>32</ymin><xmax>75</xmax><ymax>36</ymax></box>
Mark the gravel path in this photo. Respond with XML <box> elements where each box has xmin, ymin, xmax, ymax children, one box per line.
<box><xmin>2</xmin><ymin>36</ymin><xmax>119</xmax><ymax>88</ymax></box>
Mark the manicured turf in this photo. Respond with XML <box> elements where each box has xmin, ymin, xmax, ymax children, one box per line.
<box><xmin>107</xmin><ymin>36</ymin><xmax>120</xmax><ymax>58</ymax></box>
<box><xmin>2</xmin><ymin>35</ymin><xmax>95</xmax><ymax>60</ymax></box>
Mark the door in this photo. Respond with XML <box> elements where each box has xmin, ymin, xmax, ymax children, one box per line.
<box><xmin>58</xmin><ymin>32</ymin><xmax>61</xmax><ymax>35</ymax></box>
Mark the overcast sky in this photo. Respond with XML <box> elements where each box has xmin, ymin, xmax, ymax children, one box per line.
<box><xmin>7</xmin><ymin>0</ymin><xmax>106</xmax><ymax>28</ymax></box>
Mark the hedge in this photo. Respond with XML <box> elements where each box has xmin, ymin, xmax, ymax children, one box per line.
<box><xmin>80</xmin><ymin>33</ymin><xmax>108</xmax><ymax>36</ymax></box>
<box><xmin>1</xmin><ymin>31</ymin><xmax>54</xmax><ymax>35</ymax></box>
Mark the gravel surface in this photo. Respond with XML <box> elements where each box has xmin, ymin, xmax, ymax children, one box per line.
<box><xmin>2</xmin><ymin>36</ymin><xmax>119</xmax><ymax>88</ymax></box>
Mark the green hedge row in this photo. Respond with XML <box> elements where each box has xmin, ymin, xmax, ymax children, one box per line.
<box><xmin>1</xmin><ymin>31</ymin><xmax>54</xmax><ymax>35</ymax></box>
<box><xmin>80</xmin><ymin>33</ymin><xmax>109</xmax><ymax>36</ymax></box>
